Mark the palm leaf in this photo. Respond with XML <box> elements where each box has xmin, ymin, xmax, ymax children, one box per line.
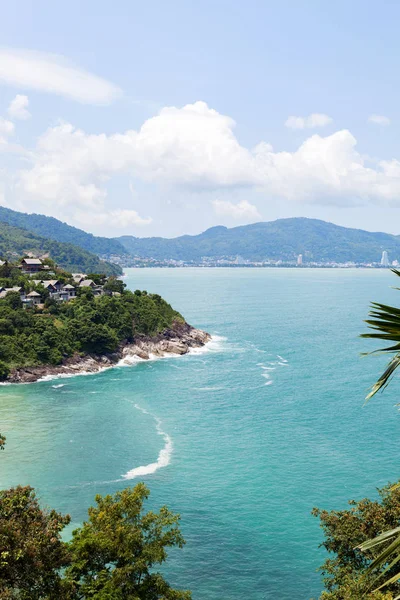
<box><xmin>362</xmin><ymin>274</ymin><xmax>400</xmax><ymax>400</ymax></box>
<box><xmin>357</xmin><ymin>270</ymin><xmax>400</xmax><ymax>593</ymax></box>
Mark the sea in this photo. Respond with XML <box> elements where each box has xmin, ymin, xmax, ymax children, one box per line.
<box><xmin>1</xmin><ymin>267</ymin><xmax>400</xmax><ymax>599</ymax></box>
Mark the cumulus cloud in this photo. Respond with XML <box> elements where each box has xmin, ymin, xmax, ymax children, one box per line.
<box><xmin>10</xmin><ymin>100</ymin><xmax>400</xmax><ymax>227</ymax></box>
<box><xmin>0</xmin><ymin>48</ymin><xmax>122</xmax><ymax>105</ymax></box>
<box><xmin>368</xmin><ymin>114</ymin><xmax>391</xmax><ymax>126</ymax></box>
<box><xmin>212</xmin><ymin>199</ymin><xmax>261</xmax><ymax>220</ymax></box>
<box><xmin>8</xmin><ymin>94</ymin><xmax>30</xmax><ymax>120</ymax></box>
<box><xmin>0</xmin><ymin>118</ymin><xmax>14</xmax><ymax>143</ymax></box>
<box><xmin>285</xmin><ymin>113</ymin><xmax>333</xmax><ymax>129</ymax></box>
<box><xmin>77</xmin><ymin>209</ymin><xmax>152</xmax><ymax>228</ymax></box>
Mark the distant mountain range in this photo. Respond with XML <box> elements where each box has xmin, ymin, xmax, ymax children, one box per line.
<box><xmin>0</xmin><ymin>206</ymin><xmax>126</xmax><ymax>257</ymax></box>
<box><xmin>0</xmin><ymin>221</ymin><xmax>121</xmax><ymax>275</ymax></box>
<box><xmin>117</xmin><ymin>218</ymin><xmax>400</xmax><ymax>263</ymax></box>
<box><xmin>0</xmin><ymin>207</ymin><xmax>399</xmax><ymax>266</ymax></box>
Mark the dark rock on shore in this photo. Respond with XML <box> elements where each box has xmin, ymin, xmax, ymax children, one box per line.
<box><xmin>7</xmin><ymin>322</ymin><xmax>211</xmax><ymax>384</ymax></box>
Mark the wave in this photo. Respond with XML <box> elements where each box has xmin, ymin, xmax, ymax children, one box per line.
<box><xmin>121</xmin><ymin>404</ymin><xmax>173</xmax><ymax>480</ymax></box>
<box><xmin>52</xmin><ymin>383</ymin><xmax>65</xmax><ymax>389</ymax></box>
<box><xmin>34</xmin><ymin>334</ymin><xmax>222</xmax><ymax>384</ymax></box>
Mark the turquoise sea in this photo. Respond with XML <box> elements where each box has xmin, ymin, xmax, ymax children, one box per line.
<box><xmin>1</xmin><ymin>268</ymin><xmax>400</xmax><ymax>599</ymax></box>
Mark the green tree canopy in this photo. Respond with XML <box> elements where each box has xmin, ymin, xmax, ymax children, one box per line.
<box><xmin>0</xmin><ymin>484</ymin><xmax>191</xmax><ymax>599</ymax></box>
<box><xmin>0</xmin><ymin>486</ymin><xmax>70</xmax><ymax>599</ymax></box>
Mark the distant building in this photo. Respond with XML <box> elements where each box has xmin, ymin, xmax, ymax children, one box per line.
<box><xmin>381</xmin><ymin>251</ymin><xmax>389</xmax><ymax>267</ymax></box>
<box><xmin>20</xmin><ymin>258</ymin><xmax>44</xmax><ymax>274</ymax></box>
<box><xmin>297</xmin><ymin>254</ymin><xmax>303</xmax><ymax>266</ymax></box>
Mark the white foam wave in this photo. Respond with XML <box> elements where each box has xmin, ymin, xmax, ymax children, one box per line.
<box><xmin>18</xmin><ymin>333</ymin><xmax>225</xmax><ymax>386</ymax></box>
<box><xmin>121</xmin><ymin>404</ymin><xmax>173</xmax><ymax>480</ymax></box>
<box><xmin>264</xmin><ymin>380</ymin><xmax>273</xmax><ymax>386</ymax></box>
<box><xmin>52</xmin><ymin>383</ymin><xmax>65</xmax><ymax>389</ymax></box>
<box><xmin>277</xmin><ymin>355</ymin><xmax>288</xmax><ymax>362</ymax></box>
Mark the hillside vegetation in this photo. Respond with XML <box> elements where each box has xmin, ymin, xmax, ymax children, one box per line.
<box><xmin>0</xmin><ymin>222</ymin><xmax>121</xmax><ymax>275</ymax></box>
<box><xmin>0</xmin><ymin>206</ymin><xmax>126</xmax><ymax>256</ymax></box>
<box><xmin>117</xmin><ymin>218</ymin><xmax>400</xmax><ymax>263</ymax></box>
<box><xmin>0</xmin><ymin>285</ymin><xmax>183</xmax><ymax>376</ymax></box>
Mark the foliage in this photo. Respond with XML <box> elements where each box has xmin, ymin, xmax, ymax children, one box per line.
<box><xmin>315</xmin><ymin>270</ymin><xmax>400</xmax><ymax>598</ymax></box>
<box><xmin>117</xmin><ymin>218</ymin><xmax>400</xmax><ymax>263</ymax></box>
<box><xmin>361</xmin><ymin>269</ymin><xmax>400</xmax><ymax>399</ymax></box>
<box><xmin>0</xmin><ymin>484</ymin><xmax>190</xmax><ymax>599</ymax></box>
<box><xmin>0</xmin><ymin>486</ymin><xmax>70</xmax><ymax>599</ymax></box>
<box><xmin>0</xmin><ymin>205</ymin><xmax>126</xmax><ymax>258</ymax></box>
<box><xmin>64</xmin><ymin>483</ymin><xmax>191</xmax><ymax>599</ymax></box>
<box><xmin>0</xmin><ymin>282</ymin><xmax>183</xmax><ymax>372</ymax></box>
<box><xmin>313</xmin><ymin>483</ymin><xmax>400</xmax><ymax>599</ymax></box>
<box><xmin>103</xmin><ymin>276</ymin><xmax>126</xmax><ymax>294</ymax></box>
<box><xmin>0</xmin><ymin>221</ymin><xmax>121</xmax><ymax>276</ymax></box>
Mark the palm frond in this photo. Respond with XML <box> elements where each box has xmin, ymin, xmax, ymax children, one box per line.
<box><xmin>362</xmin><ymin>276</ymin><xmax>400</xmax><ymax>399</ymax></box>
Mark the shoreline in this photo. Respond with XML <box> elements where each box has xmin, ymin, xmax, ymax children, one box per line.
<box><xmin>7</xmin><ymin>322</ymin><xmax>211</xmax><ymax>384</ymax></box>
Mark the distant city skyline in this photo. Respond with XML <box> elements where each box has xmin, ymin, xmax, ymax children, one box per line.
<box><xmin>1</xmin><ymin>1</ymin><xmax>400</xmax><ymax>238</ymax></box>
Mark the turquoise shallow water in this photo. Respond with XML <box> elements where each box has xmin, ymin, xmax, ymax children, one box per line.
<box><xmin>1</xmin><ymin>268</ymin><xmax>400</xmax><ymax>599</ymax></box>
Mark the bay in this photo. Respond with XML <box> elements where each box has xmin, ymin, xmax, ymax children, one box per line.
<box><xmin>1</xmin><ymin>267</ymin><xmax>400</xmax><ymax>599</ymax></box>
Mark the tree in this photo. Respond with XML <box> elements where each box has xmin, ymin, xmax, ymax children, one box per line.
<box><xmin>0</xmin><ymin>483</ymin><xmax>191</xmax><ymax>599</ymax></box>
<box><xmin>65</xmin><ymin>483</ymin><xmax>191</xmax><ymax>600</ymax></box>
<box><xmin>313</xmin><ymin>484</ymin><xmax>400</xmax><ymax>599</ymax></box>
<box><xmin>103</xmin><ymin>276</ymin><xmax>125</xmax><ymax>295</ymax></box>
<box><xmin>315</xmin><ymin>269</ymin><xmax>400</xmax><ymax>597</ymax></box>
<box><xmin>0</xmin><ymin>486</ymin><xmax>70</xmax><ymax>599</ymax></box>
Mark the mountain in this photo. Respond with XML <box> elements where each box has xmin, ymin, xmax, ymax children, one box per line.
<box><xmin>0</xmin><ymin>206</ymin><xmax>126</xmax><ymax>257</ymax></box>
<box><xmin>117</xmin><ymin>218</ymin><xmax>400</xmax><ymax>263</ymax></box>
<box><xmin>0</xmin><ymin>222</ymin><xmax>122</xmax><ymax>275</ymax></box>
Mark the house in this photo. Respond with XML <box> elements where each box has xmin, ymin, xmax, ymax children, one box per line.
<box><xmin>72</xmin><ymin>273</ymin><xmax>86</xmax><ymax>284</ymax></box>
<box><xmin>43</xmin><ymin>280</ymin><xmax>63</xmax><ymax>293</ymax></box>
<box><xmin>62</xmin><ymin>284</ymin><xmax>76</xmax><ymax>299</ymax></box>
<box><xmin>53</xmin><ymin>284</ymin><xmax>77</xmax><ymax>302</ymax></box>
<box><xmin>0</xmin><ymin>287</ymin><xmax>26</xmax><ymax>301</ymax></box>
<box><xmin>20</xmin><ymin>258</ymin><xmax>44</xmax><ymax>274</ymax></box>
<box><xmin>79</xmin><ymin>279</ymin><xmax>96</xmax><ymax>289</ymax></box>
<box><xmin>25</xmin><ymin>290</ymin><xmax>41</xmax><ymax>306</ymax></box>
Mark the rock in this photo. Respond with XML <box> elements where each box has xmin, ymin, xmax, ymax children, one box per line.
<box><xmin>8</xmin><ymin>323</ymin><xmax>211</xmax><ymax>384</ymax></box>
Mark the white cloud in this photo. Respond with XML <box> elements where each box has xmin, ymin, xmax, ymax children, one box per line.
<box><xmin>285</xmin><ymin>113</ymin><xmax>333</xmax><ymax>129</ymax></box>
<box><xmin>368</xmin><ymin>114</ymin><xmax>391</xmax><ymax>126</ymax></box>
<box><xmin>0</xmin><ymin>118</ymin><xmax>14</xmax><ymax>143</ymax></box>
<box><xmin>77</xmin><ymin>209</ymin><xmax>152</xmax><ymax>228</ymax></box>
<box><xmin>11</xmin><ymin>100</ymin><xmax>400</xmax><ymax>227</ymax></box>
<box><xmin>8</xmin><ymin>94</ymin><xmax>30</xmax><ymax>120</ymax></box>
<box><xmin>0</xmin><ymin>48</ymin><xmax>122</xmax><ymax>105</ymax></box>
<box><xmin>212</xmin><ymin>199</ymin><xmax>261</xmax><ymax>220</ymax></box>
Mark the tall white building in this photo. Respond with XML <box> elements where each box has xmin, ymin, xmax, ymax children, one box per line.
<box><xmin>297</xmin><ymin>254</ymin><xmax>303</xmax><ymax>265</ymax></box>
<box><xmin>381</xmin><ymin>250</ymin><xmax>389</xmax><ymax>267</ymax></box>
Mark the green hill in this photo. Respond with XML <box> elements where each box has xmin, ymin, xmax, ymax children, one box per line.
<box><xmin>0</xmin><ymin>206</ymin><xmax>126</xmax><ymax>257</ymax></box>
<box><xmin>117</xmin><ymin>218</ymin><xmax>400</xmax><ymax>263</ymax></box>
<box><xmin>0</xmin><ymin>222</ymin><xmax>122</xmax><ymax>275</ymax></box>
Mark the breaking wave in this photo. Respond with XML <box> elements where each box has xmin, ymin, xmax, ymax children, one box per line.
<box><xmin>121</xmin><ymin>404</ymin><xmax>173</xmax><ymax>480</ymax></box>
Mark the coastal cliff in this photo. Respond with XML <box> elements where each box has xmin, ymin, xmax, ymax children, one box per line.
<box><xmin>8</xmin><ymin>322</ymin><xmax>211</xmax><ymax>383</ymax></box>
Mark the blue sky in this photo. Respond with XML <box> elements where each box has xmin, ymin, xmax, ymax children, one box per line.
<box><xmin>1</xmin><ymin>0</ymin><xmax>400</xmax><ymax>237</ymax></box>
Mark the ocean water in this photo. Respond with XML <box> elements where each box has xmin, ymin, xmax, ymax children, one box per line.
<box><xmin>1</xmin><ymin>267</ymin><xmax>400</xmax><ymax>599</ymax></box>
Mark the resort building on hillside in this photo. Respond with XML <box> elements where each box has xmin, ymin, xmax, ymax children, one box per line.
<box><xmin>0</xmin><ymin>287</ymin><xmax>25</xmax><ymax>300</ymax></box>
<box><xmin>25</xmin><ymin>291</ymin><xmax>42</xmax><ymax>306</ymax></box>
<box><xmin>19</xmin><ymin>258</ymin><xmax>46</xmax><ymax>274</ymax></box>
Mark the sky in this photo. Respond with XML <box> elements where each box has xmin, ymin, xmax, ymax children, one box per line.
<box><xmin>1</xmin><ymin>1</ymin><xmax>400</xmax><ymax>238</ymax></box>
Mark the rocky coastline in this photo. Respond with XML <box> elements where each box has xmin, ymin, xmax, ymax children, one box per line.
<box><xmin>7</xmin><ymin>322</ymin><xmax>211</xmax><ymax>384</ymax></box>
